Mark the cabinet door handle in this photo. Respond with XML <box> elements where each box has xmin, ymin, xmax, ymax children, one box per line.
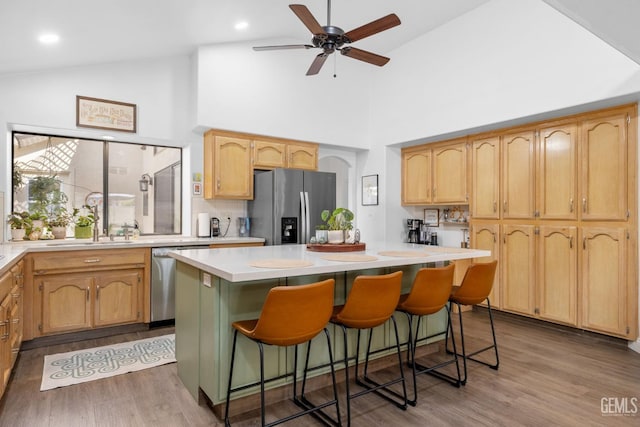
<box><xmin>569</xmin><ymin>198</ymin><xmax>574</xmax><ymax>213</ymax></box>
<box><xmin>493</xmin><ymin>201</ymin><xmax>497</xmax><ymax>213</ymax></box>
<box><xmin>97</xmin><ymin>285</ymin><xmax>100</xmax><ymax>299</ymax></box>
<box><xmin>503</xmin><ymin>200</ymin><xmax>507</xmax><ymax>213</ymax></box>
<box><xmin>217</xmin><ymin>178</ymin><xmax>221</xmax><ymax>189</ymax></box>
<box><xmin>86</xmin><ymin>287</ymin><xmax>90</xmax><ymax>301</ymax></box>
<box><xmin>582</xmin><ymin>198</ymin><xmax>587</xmax><ymax>213</ymax></box>
<box><xmin>83</xmin><ymin>258</ymin><xmax>101</xmax><ymax>263</ymax></box>
<box><xmin>583</xmin><ymin>237</ymin><xmax>586</xmax><ymax>250</ymax></box>
<box><xmin>569</xmin><ymin>236</ymin><xmax>573</xmax><ymax>249</ymax></box>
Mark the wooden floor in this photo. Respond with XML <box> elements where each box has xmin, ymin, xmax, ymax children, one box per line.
<box><xmin>1</xmin><ymin>310</ymin><xmax>639</xmax><ymax>426</ymax></box>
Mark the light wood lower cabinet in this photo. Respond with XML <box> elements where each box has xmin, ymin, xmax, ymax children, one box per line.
<box><xmin>580</xmin><ymin>226</ymin><xmax>628</xmax><ymax>337</ymax></box>
<box><xmin>39</xmin><ymin>269</ymin><xmax>143</xmax><ymax>335</ymax></box>
<box><xmin>501</xmin><ymin>224</ymin><xmax>536</xmax><ymax>316</ymax></box>
<box><xmin>469</xmin><ymin>222</ymin><xmax>500</xmax><ymax>308</ymax></box>
<box><xmin>537</xmin><ymin>226</ymin><xmax>577</xmax><ymax>325</ymax></box>
<box><xmin>0</xmin><ymin>260</ymin><xmax>24</xmax><ymax>400</ymax></box>
<box><xmin>29</xmin><ymin>248</ymin><xmax>149</xmax><ymax>338</ymax></box>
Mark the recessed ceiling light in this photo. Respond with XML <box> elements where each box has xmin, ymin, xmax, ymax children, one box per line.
<box><xmin>38</xmin><ymin>33</ymin><xmax>60</xmax><ymax>45</ymax></box>
<box><xmin>234</xmin><ymin>21</ymin><xmax>249</xmax><ymax>31</ymax></box>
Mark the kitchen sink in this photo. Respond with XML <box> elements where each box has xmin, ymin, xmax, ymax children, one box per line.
<box><xmin>46</xmin><ymin>240</ymin><xmax>134</xmax><ymax>246</ymax></box>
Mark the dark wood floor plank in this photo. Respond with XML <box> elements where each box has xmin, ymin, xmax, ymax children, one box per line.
<box><xmin>1</xmin><ymin>312</ymin><xmax>639</xmax><ymax>426</ymax></box>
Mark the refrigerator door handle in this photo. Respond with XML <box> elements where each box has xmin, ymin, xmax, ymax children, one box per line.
<box><xmin>304</xmin><ymin>192</ymin><xmax>311</xmax><ymax>244</ymax></box>
<box><xmin>300</xmin><ymin>191</ymin><xmax>307</xmax><ymax>243</ymax></box>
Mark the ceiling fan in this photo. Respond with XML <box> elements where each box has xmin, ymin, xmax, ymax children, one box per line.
<box><xmin>253</xmin><ymin>0</ymin><xmax>401</xmax><ymax>76</ymax></box>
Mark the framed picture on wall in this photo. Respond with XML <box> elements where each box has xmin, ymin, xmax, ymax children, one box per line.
<box><xmin>76</xmin><ymin>95</ymin><xmax>137</xmax><ymax>133</ymax></box>
<box><xmin>362</xmin><ymin>174</ymin><xmax>378</xmax><ymax>206</ymax></box>
<box><xmin>423</xmin><ymin>208</ymin><xmax>440</xmax><ymax>226</ymax></box>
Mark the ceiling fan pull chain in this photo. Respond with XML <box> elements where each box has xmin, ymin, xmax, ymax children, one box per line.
<box><xmin>333</xmin><ymin>52</ymin><xmax>337</xmax><ymax>78</ymax></box>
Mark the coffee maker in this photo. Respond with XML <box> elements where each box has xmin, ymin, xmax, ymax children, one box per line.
<box><xmin>407</xmin><ymin>219</ymin><xmax>422</xmax><ymax>243</ymax></box>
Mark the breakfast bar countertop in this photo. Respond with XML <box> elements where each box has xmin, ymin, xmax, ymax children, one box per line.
<box><xmin>170</xmin><ymin>242</ymin><xmax>491</xmax><ymax>282</ymax></box>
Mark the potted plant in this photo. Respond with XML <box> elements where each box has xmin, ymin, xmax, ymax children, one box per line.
<box><xmin>6</xmin><ymin>211</ymin><xmax>30</xmax><ymax>241</ymax></box>
<box><xmin>48</xmin><ymin>207</ymin><xmax>74</xmax><ymax>239</ymax></box>
<box><xmin>73</xmin><ymin>206</ymin><xmax>95</xmax><ymax>239</ymax></box>
<box><xmin>321</xmin><ymin>208</ymin><xmax>354</xmax><ymax>244</ymax></box>
<box><xmin>314</xmin><ymin>224</ymin><xmax>329</xmax><ymax>244</ymax></box>
<box><xmin>28</xmin><ymin>210</ymin><xmax>48</xmax><ymax>232</ymax></box>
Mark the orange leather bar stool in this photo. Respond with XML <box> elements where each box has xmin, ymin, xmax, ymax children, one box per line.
<box><xmin>396</xmin><ymin>263</ymin><xmax>461</xmax><ymax>405</ymax></box>
<box><xmin>224</xmin><ymin>279</ymin><xmax>341</xmax><ymax>427</ymax></box>
<box><xmin>330</xmin><ymin>271</ymin><xmax>407</xmax><ymax>426</ymax></box>
<box><xmin>445</xmin><ymin>260</ymin><xmax>499</xmax><ymax>384</ymax></box>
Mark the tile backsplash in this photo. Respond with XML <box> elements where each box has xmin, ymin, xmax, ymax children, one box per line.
<box><xmin>190</xmin><ymin>196</ymin><xmax>246</xmax><ymax>237</ymax></box>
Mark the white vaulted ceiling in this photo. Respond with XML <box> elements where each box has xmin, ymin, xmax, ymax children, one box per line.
<box><xmin>0</xmin><ymin>0</ymin><xmax>637</xmax><ymax>76</ymax></box>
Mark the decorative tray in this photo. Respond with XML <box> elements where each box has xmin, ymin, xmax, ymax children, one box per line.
<box><xmin>306</xmin><ymin>243</ymin><xmax>366</xmax><ymax>252</ymax></box>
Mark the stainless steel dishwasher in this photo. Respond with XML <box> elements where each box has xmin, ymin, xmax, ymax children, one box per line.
<box><xmin>151</xmin><ymin>245</ymin><xmax>208</xmax><ymax>325</ymax></box>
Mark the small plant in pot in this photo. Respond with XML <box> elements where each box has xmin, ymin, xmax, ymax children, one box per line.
<box><xmin>48</xmin><ymin>208</ymin><xmax>74</xmax><ymax>239</ymax></box>
<box><xmin>321</xmin><ymin>208</ymin><xmax>354</xmax><ymax>244</ymax></box>
<box><xmin>6</xmin><ymin>211</ymin><xmax>31</xmax><ymax>241</ymax></box>
<box><xmin>73</xmin><ymin>206</ymin><xmax>95</xmax><ymax>239</ymax></box>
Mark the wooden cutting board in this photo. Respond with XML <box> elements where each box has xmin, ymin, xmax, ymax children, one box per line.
<box><xmin>306</xmin><ymin>243</ymin><xmax>366</xmax><ymax>252</ymax></box>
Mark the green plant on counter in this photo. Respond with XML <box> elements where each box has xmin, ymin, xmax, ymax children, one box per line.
<box><xmin>48</xmin><ymin>207</ymin><xmax>74</xmax><ymax>228</ymax></box>
<box><xmin>321</xmin><ymin>208</ymin><xmax>354</xmax><ymax>231</ymax></box>
<box><xmin>6</xmin><ymin>211</ymin><xmax>31</xmax><ymax>230</ymax></box>
<box><xmin>73</xmin><ymin>206</ymin><xmax>96</xmax><ymax>227</ymax></box>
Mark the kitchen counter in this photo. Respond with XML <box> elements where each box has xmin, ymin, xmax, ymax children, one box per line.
<box><xmin>0</xmin><ymin>235</ymin><xmax>265</xmax><ymax>274</ymax></box>
<box><xmin>173</xmin><ymin>242</ymin><xmax>490</xmax><ymax>407</ymax></box>
<box><xmin>170</xmin><ymin>242</ymin><xmax>489</xmax><ymax>282</ymax></box>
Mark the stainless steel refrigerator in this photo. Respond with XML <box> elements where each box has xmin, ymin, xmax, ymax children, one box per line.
<box><xmin>248</xmin><ymin>169</ymin><xmax>336</xmax><ymax>245</ymax></box>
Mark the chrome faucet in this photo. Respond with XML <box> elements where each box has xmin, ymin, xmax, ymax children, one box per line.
<box><xmin>122</xmin><ymin>224</ymin><xmax>133</xmax><ymax>240</ymax></box>
<box><xmin>91</xmin><ymin>205</ymin><xmax>100</xmax><ymax>242</ymax></box>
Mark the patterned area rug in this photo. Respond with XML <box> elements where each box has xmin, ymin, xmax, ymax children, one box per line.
<box><xmin>40</xmin><ymin>334</ymin><xmax>175</xmax><ymax>391</ymax></box>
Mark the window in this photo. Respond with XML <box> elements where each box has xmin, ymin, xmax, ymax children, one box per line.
<box><xmin>12</xmin><ymin>132</ymin><xmax>182</xmax><ymax>237</ymax></box>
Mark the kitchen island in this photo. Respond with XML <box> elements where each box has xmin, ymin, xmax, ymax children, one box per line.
<box><xmin>171</xmin><ymin>242</ymin><xmax>490</xmax><ymax>409</ymax></box>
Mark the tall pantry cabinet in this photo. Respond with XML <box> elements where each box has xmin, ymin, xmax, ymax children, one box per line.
<box><xmin>468</xmin><ymin>104</ymin><xmax>637</xmax><ymax>340</ymax></box>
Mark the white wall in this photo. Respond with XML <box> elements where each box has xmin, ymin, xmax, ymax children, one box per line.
<box><xmin>371</xmin><ymin>0</ymin><xmax>640</xmax><ymax>245</ymax></box>
<box><xmin>195</xmin><ymin>40</ymin><xmax>375</xmax><ymax>149</ymax></box>
<box><xmin>0</xmin><ymin>56</ymin><xmax>198</xmax><ymax>237</ymax></box>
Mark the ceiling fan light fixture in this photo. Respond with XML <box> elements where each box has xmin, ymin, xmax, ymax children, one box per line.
<box><xmin>253</xmin><ymin>2</ymin><xmax>400</xmax><ymax>76</ymax></box>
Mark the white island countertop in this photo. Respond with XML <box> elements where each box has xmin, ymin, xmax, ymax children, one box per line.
<box><xmin>170</xmin><ymin>242</ymin><xmax>490</xmax><ymax>282</ymax></box>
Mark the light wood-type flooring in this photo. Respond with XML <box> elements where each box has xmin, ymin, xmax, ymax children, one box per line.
<box><xmin>1</xmin><ymin>310</ymin><xmax>638</xmax><ymax>426</ymax></box>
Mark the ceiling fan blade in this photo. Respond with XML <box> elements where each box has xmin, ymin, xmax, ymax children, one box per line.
<box><xmin>253</xmin><ymin>44</ymin><xmax>314</xmax><ymax>51</ymax></box>
<box><xmin>290</xmin><ymin>4</ymin><xmax>326</xmax><ymax>35</ymax></box>
<box><xmin>306</xmin><ymin>53</ymin><xmax>329</xmax><ymax>75</ymax></box>
<box><xmin>344</xmin><ymin>13</ymin><xmax>401</xmax><ymax>43</ymax></box>
<box><xmin>340</xmin><ymin>47</ymin><xmax>390</xmax><ymax>67</ymax></box>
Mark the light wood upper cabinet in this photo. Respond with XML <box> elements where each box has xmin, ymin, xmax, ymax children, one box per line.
<box><xmin>287</xmin><ymin>142</ymin><xmax>317</xmax><ymax>170</ymax></box>
<box><xmin>402</xmin><ymin>146</ymin><xmax>432</xmax><ymax>205</ymax></box>
<box><xmin>205</xmin><ymin>130</ymin><xmax>318</xmax><ymax>199</ymax></box>
<box><xmin>471</xmin><ymin>137</ymin><xmax>500</xmax><ymax>219</ymax></box>
<box><xmin>538</xmin><ymin>124</ymin><xmax>577</xmax><ymax>220</ymax></box>
<box><xmin>204</xmin><ymin>133</ymin><xmax>253</xmax><ymax>200</ymax></box>
<box><xmin>502</xmin><ymin>130</ymin><xmax>536</xmax><ymax>219</ymax></box>
<box><xmin>580</xmin><ymin>113</ymin><xmax>628</xmax><ymax>221</ymax></box>
<box><xmin>432</xmin><ymin>141</ymin><xmax>468</xmax><ymax>204</ymax></box>
<box><xmin>537</xmin><ymin>226</ymin><xmax>577</xmax><ymax>326</ymax></box>
<box><xmin>501</xmin><ymin>224</ymin><xmax>536</xmax><ymax>316</ymax></box>
<box><xmin>401</xmin><ymin>139</ymin><xmax>467</xmax><ymax>205</ymax></box>
<box><xmin>253</xmin><ymin>140</ymin><xmax>286</xmax><ymax>169</ymax></box>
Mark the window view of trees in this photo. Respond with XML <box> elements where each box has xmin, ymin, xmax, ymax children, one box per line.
<box><xmin>10</xmin><ymin>132</ymin><xmax>181</xmax><ymax>240</ymax></box>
